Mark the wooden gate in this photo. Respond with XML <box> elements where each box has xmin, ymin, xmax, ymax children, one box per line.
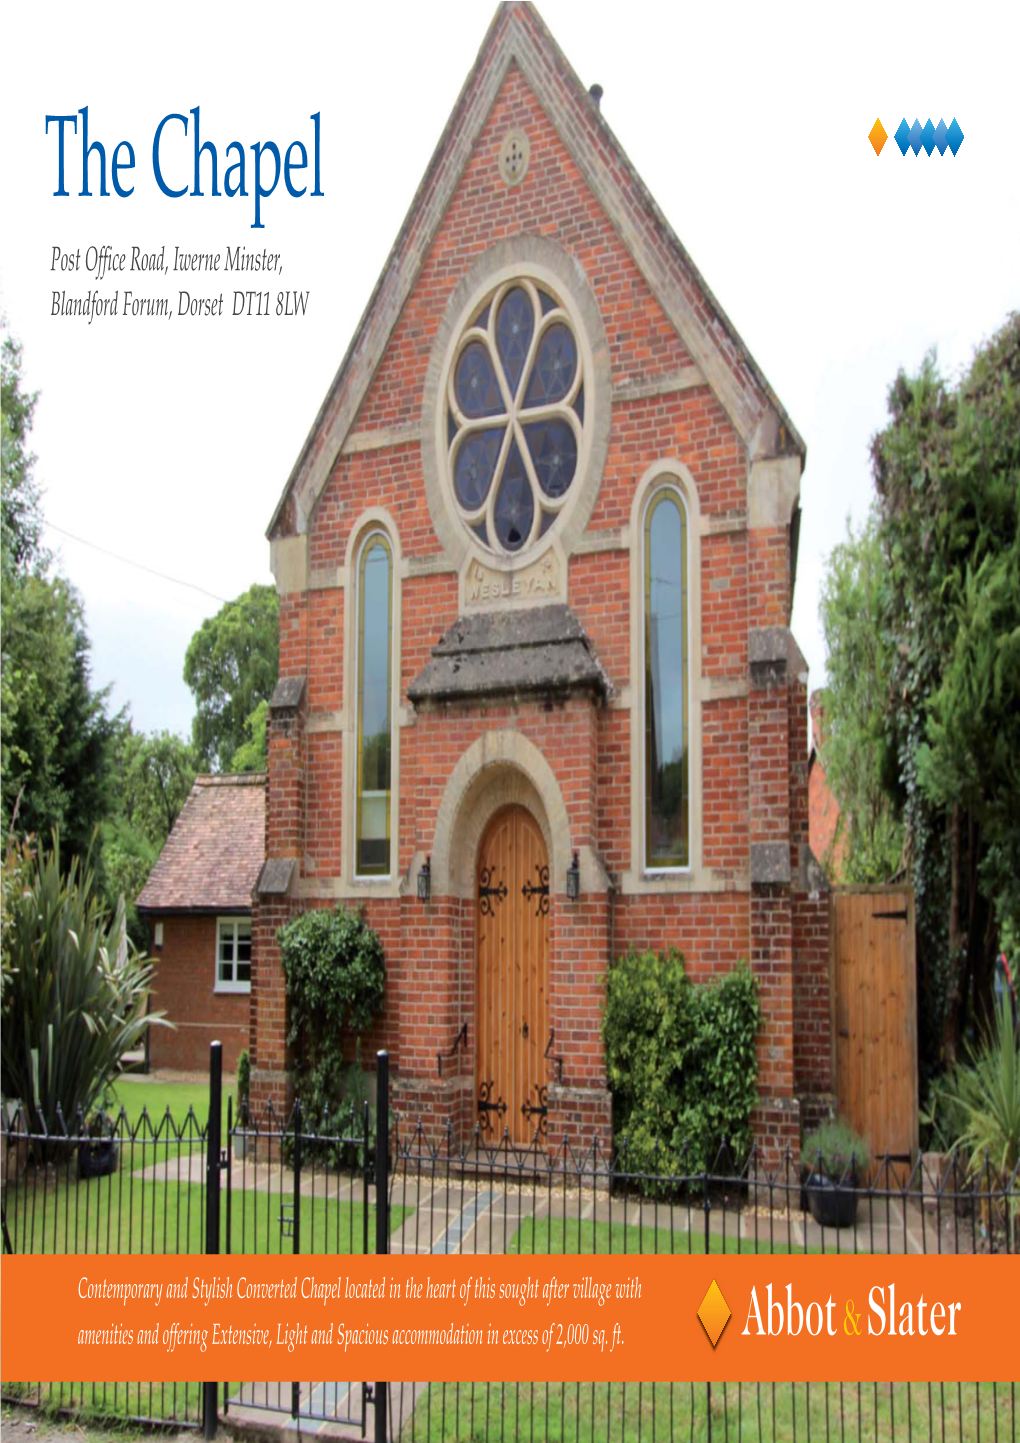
<box><xmin>476</xmin><ymin>804</ymin><xmax>550</xmax><ymax>1145</ymax></box>
<box><xmin>832</xmin><ymin>887</ymin><xmax>918</xmax><ymax>1176</ymax></box>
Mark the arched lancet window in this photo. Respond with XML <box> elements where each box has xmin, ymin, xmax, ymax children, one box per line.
<box><xmin>355</xmin><ymin>532</ymin><xmax>393</xmax><ymax>877</ymax></box>
<box><xmin>643</xmin><ymin>489</ymin><xmax>689</xmax><ymax>870</ymax></box>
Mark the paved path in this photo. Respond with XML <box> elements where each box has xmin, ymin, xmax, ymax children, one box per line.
<box><xmin>221</xmin><ymin>1170</ymin><xmax>950</xmax><ymax>1440</ymax></box>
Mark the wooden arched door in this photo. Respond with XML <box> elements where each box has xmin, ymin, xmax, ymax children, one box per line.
<box><xmin>476</xmin><ymin>805</ymin><xmax>549</xmax><ymax>1145</ymax></box>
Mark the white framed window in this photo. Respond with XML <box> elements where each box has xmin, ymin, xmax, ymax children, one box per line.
<box><xmin>215</xmin><ymin>916</ymin><xmax>252</xmax><ymax>993</ymax></box>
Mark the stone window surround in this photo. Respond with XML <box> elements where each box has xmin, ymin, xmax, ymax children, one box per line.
<box><xmin>352</xmin><ymin>528</ymin><xmax>395</xmax><ymax>882</ymax></box>
<box><xmin>215</xmin><ymin>915</ymin><xmax>252</xmax><ymax>994</ymax></box>
<box><xmin>340</xmin><ymin>509</ymin><xmax>405</xmax><ymax>898</ymax></box>
<box><xmin>625</xmin><ymin>459</ymin><xmax>706</xmax><ymax>894</ymax></box>
<box><xmin>421</xmin><ymin>235</ymin><xmax>612</xmax><ymax>613</ymax></box>
<box><xmin>444</xmin><ymin>277</ymin><xmax>585</xmax><ymax>558</ymax></box>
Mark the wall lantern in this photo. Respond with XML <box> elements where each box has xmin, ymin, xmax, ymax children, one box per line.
<box><xmin>566</xmin><ymin>850</ymin><xmax>580</xmax><ymax>902</ymax></box>
<box><xmin>417</xmin><ymin>854</ymin><xmax>432</xmax><ymax>903</ymax></box>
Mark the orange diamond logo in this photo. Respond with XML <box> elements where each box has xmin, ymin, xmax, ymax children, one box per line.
<box><xmin>697</xmin><ymin>1279</ymin><xmax>731</xmax><ymax>1348</ymax></box>
<box><xmin>868</xmin><ymin>117</ymin><xmax>888</xmax><ymax>156</ymax></box>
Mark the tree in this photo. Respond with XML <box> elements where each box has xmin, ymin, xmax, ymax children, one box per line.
<box><xmin>1</xmin><ymin>570</ymin><xmax>118</xmax><ymax>857</ymax></box>
<box><xmin>1</xmin><ymin>323</ymin><xmax>44</xmax><ymax>580</ymax></box>
<box><xmin>1</xmin><ymin>320</ymin><xmax>117</xmax><ymax>853</ymax></box>
<box><xmin>116</xmin><ymin>728</ymin><xmax>198</xmax><ymax>845</ymax></box>
<box><xmin>818</xmin><ymin>513</ymin><xmax>903</xmax><ymax>884</ymax></box>
<box><xmin>98</xmin><ymin>727</ymin><xmax>198</xmax><ymax>948</ymax></box>
<box><xmin>183</xmin><ymin>584</ymin><xmax>279</xmax><ymax>770</ymax></box>
<box><xmin>229</xmin><ymin>698</ymin><xmax>268</xmax><ymax>772</ymax></box>
<box><xmin>869</xmin><ymin>315</ymin><xmax>1020</xmax><ymax>1065</ymax></box>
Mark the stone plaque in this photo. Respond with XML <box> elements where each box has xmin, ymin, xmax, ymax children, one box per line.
<box><xmin>463</xmin><ymin>549</ymin><xmax>564</xmax><ymax>610</ymax></box>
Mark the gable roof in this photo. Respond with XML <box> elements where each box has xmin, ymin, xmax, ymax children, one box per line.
<box><xmin>268</xmin><ymin>1</ymin><xmax>804</xmax><ymax>541</ymax></box>
<box><xmin>136</xmin><ymin>773</ymin><xmax>266</xmax><ymax>914</ymax></box>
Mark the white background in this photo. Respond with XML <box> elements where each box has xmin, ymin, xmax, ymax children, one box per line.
<box><xmin>2</xmin><ymin>1</ymin><xmax>1017</xmax><ymax>738</ymax></box>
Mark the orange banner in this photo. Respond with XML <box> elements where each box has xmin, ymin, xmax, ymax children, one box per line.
<box><xmin>1</xmin><ymin>1254</ymin><xmax>1015</xmax><ymax>1383</ymax></box>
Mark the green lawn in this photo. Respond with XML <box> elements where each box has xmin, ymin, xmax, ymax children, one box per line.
<box><xmin>3</xmin><ymin>1382</ymin><xmax>208</xmax><ymax>1430</ymax></box>
<box><xmin>111</xmin><ymin>1078</ymin><xmax>230</xmax><ymax>1137</ymax></box>
<box><xmin>509</xmin><ymin>1216</ymin><xmax>813</xmax><ymax>1255</ymax></box>
<box><xmin>2</xmin><ymin>1172</ymin><xmax>407</xmax><ymax>1256</ymax></box>
<box><xmin>408</xmin><ymin>1380</ymin><xmax>1015</xmax><ymax>1442</ymax></box>
<box><xmin>5</xmin><ymin>1380</ymin><xmax>1013</xmax><ymax>1441</ymax></box>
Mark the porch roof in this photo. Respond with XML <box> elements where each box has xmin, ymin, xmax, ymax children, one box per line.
<box><xmin>407</xmin><ymin>604</ymin><xmax>609</xmax><ymax>707</ymax></box>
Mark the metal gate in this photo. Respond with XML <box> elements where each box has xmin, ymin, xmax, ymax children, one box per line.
<box><xmin>206</xmin><ymin>1044</ymin><xmax>391</xmax><ymax>1443</ymax></box>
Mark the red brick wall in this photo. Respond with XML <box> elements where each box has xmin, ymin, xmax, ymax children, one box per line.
<box><xmin>148</xmin><ymin>915</ymin><xmax>249</xmax><ymax>1074</ymax></box>
<box><xmin>255</xmin><ymin>49</ymin><xmax>826</xmax><ymax>1164</ymax></box>
<box><xmin>807</xmin><ymin>691</ymin><xmax>846</xmax><ymax>880</ymax></box>
<box><xmin>791</xmin><ymin>677</ymin><xmax>834</xmax><ymax>1121</ymax></box>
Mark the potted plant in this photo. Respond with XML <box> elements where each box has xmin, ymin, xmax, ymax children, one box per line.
<box><xmin>78</xmin><ymin>1094</ymin><xmax>119</xmax><ymax>1179</ymax></box>
<box><xmin>233</xmin><ymin>1049</ymin><xmax>252</xmax><ymax>1160</ymax></box>
<box><xmin>802</xmin><ymin>1119</ymin><xmax>868</xmax><ymax>1228</ymax></box>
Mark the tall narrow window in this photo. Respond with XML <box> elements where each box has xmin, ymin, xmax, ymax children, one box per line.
<box><xmin>356</xmin><ymin>533</ymin><xmax>393</xmax><ymax>877</ymax></box>
<box><xmin>644</xmin><ymin>490</ymin><xmax>689</xmax><ymax>869</ymax></box>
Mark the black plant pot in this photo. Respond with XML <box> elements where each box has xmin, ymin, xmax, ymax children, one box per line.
<box><xmin>78</xmin><ymin>1137</ymin><xmax>119</xmax><ymax>1179</ymax></box>
<box><xmin>806</xmin><ymin>1174</ymin><xmax>858</xmax><ymax>1229</ymax></box>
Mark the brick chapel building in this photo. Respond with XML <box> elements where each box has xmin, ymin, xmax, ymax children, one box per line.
<box><xmin>251</xmin><ymin>2</ymin><xmax>832</xmax><ymax>1160</ymax></box>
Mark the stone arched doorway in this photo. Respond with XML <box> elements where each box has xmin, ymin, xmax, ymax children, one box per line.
<box><xmin>475</xmin><ymin>803</ymin><xmax>550</xmax><ymax>1145</ymax></box>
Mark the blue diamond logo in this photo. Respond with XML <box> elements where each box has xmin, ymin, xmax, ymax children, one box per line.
<box><xmin>934</xmin><ymin>119</ymin><xmax>949</xmax><ymax>155</ymax></box>
<box><xmin>894</xmin><ymin>118</ymin><xmax>911</xmax><ymax>155</ymax></box>
<box><xmin>921</xmin><ymin>119</ymin><xmax>936</xmax><ymax>155</ymax></box>
<box><xmin>909</xmin><ymin>118</ymin><xmax>923</xmax><ymax>155</ymax></box>
<box><xmin>946</xmin><ymin>117</ymin><xmax>964</xmax><ymax>155</ymax></box>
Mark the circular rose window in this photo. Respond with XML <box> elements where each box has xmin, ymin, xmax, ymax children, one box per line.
<box><xmin>444</xmin><ymin>279</ymin><xmax>586</xmax><ymax>556</ymax></box>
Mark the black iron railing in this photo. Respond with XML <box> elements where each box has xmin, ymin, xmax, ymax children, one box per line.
<box><xmin>2</xmin><ymin>1045</ymin><xmax>1018</xmax><ymax>1442</ymax></box>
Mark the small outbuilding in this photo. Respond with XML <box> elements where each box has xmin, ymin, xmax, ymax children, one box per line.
<box><xmin>137</xmin><ymin>773</ymin><xmax>265</xmax><ymax>1073</ymax></box>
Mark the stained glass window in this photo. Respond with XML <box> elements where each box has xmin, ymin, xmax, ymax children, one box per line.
<box><xmin>446</xmin><ymin>279</ymin><xmax>585</xmax><ymax>555</ymax></box>
<box><xmin>493</xmin><ymin>436</ymin><xmax>534</xmax><ymax>551</ymax></box>
<box><xmin>356</xmin><ymin>535</ymin><xmax>392</xmax><ymax>877</ymax></box>
<box><xmin>644</xmin><ymin>491</ymin><xmax>689</xmax><ymax>869</ymax></box>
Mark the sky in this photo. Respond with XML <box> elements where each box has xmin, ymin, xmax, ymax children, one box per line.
<box><xmin>1</xmin><ymin>0</ymin><xmax>1017</xmax><ymax>741</ymax></box>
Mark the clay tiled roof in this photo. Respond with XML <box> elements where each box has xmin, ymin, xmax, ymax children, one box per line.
<box><xmin>137</xmin><ymin>774</ymin><xmax>266</xmax><ymax>914</ymax></box>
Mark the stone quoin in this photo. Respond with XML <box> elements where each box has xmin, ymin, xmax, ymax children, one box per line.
<box><xmin>251</xmin><ymin>2</ymin><xmax>833</xmax><ymax>1162</ymax></box>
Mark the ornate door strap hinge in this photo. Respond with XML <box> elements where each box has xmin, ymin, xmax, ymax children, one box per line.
<box><xmin>477</xmin><ymin>1080</ymin><xmax>507</xmax><ymax>1134</ymax></box>
<box><xmin>521</xmin><ymin>1084</ymin><xmax>549</xmax><ymax>1136</ymax></box>
<box><xmin>478</xmin><ymin>865</ymin><xmax>509</xmax><ymax>915</ymax></box>
<box><xmin>521</xmin><ymin>862</ymin><xmax>550</xmax><ymax>916</ymax></box>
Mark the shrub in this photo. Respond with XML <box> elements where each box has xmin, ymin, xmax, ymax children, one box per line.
<box><xmin>278</xmin><ymin>905</ymin><xmax>385</xmax><ymax>1126</ymax></box>
<box><xmin>602</xmin><ymin>949</ymin><xmax>760</xmax><ymax>1177</ymax></box>
<box><xmin>943</xmin><ymin>988</ymin><xmax>1020</xmax><ymax>1182</ymax></box>
<box><xmin>802</xmin><ymin>1118</ymin><xmax>870</xmax><ymax>1180</ymax></box>
<box><xmin>0</xmin><ymin>832</ymin><xmax>165</xmax><ymax>1134</ymax></box>
<box><xmin>236</xmin><ymin>1048</ymin><xmax>251</xmax><ymax>1117</ymax></box>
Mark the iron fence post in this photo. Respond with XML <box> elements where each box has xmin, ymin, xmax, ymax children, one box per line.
<box><xmin>291</xmin><ymin>1099</ymin><xmax>302</xmax><ymax>1422</ymax></box>
<box><xmin>204</xmin><ymin>1041</ymin><xmax>223</xmax><ymax>1440</ymax></box>
<box><xmin>374</xmin><ymin>1051</ymin><xmax>389</xmax><ymax>1443</ymax></box>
